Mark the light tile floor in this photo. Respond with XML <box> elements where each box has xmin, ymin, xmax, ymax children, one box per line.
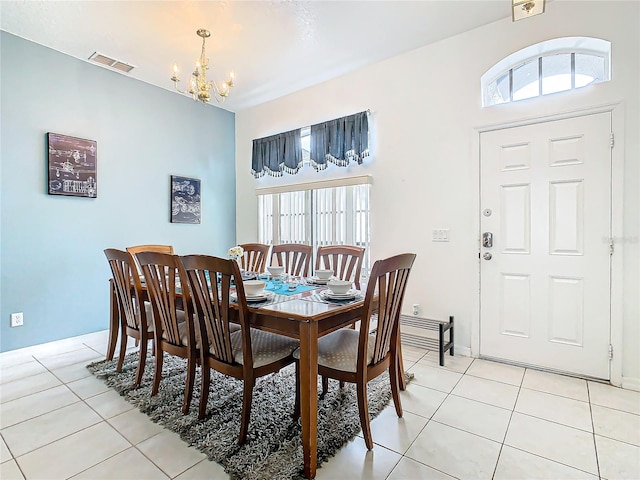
<box><xmin>1</xmin><ymin>330</ymin><xmax>639</xmax><ymax>480</ymax></box>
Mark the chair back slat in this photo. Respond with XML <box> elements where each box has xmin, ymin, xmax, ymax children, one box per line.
<box><xmin>271</xmin><ymin>244</ymin><xmax>313</xmax><ymax>277</ymax></box>
<box><xmin>358</xmin><ymin>253</ymin><xmax>416</xmax><ymax>368</ymax></box>
<box><xmin>239</xmin><ymin>243</ymin><xmax>270</xmax><ymax>272</ymax></box>
<box><xmin>316</xmin><ymin>245</ymin><xmax>365</xmax><ymax>289</ymax></box>
<box><xmin>136</xmin><ymin>252</ymin><xmax>192</xmax><ymax>348</ymax></box>
<box><xmin>181</xmin><ymin>254</ymin><xmax>250</xmax><ymax>366</ymax></box>
<box><xmin>105</xmin><ymin>249</ymin><xmax>145</xmax><ymax>332</ymax></box>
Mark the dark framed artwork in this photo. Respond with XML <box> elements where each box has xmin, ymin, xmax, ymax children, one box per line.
<box><xmin>47</xmin><ymin>132</ymin><xmax>97</xmax><ymax>198</ymax></box>
<box><xmin>171</xmin><ymin>175</ymin><xmax>201</xmax><ymax>224</ymax></box>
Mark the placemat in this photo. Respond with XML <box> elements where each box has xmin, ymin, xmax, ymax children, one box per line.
<box><xmin>302</xmin><ymin>291</ymin><xmax>364</xmax><ymax>306</ymax></box>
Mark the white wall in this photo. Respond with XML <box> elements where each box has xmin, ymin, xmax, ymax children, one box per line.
<box><xmin>235</xmin><ymin>1</ymin><xmax>639</xmax><ymax>385</ymax></box>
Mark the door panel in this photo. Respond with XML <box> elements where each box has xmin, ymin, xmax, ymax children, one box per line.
<box><xmin>480</xmin><ymin>112</ymin><xmax>611</xmax><ymax>379</ymax></box>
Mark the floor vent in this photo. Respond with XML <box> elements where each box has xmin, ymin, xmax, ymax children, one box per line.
<box><xmin>89</xmin><ymin>52</ymin><xmax>135</xmax><ymax>73</ymax></box>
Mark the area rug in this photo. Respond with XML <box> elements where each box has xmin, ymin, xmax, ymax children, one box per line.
<box><xmin>87</xmin><ymin>352</ymin><xmax>412</xmax><ymax>480</ymax></box>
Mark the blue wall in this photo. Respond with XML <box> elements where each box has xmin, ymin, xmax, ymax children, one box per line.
<box><xmin>0</xmin><ymin>32</ymin><xmax>237</xmax><ymax>351</ymax></box>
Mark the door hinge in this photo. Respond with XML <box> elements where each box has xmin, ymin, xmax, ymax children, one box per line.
<box><xmin>608</xmin><ymin>344</ymin><xmax>613</xmax><ymax>360</ymax></box>
<box><xmin>609</xmin><ymin>239</ymin><xmax>614</xmax><ymax>255</ymax></box>
<box><xmin>610</xmin><ymin>133</ymin><xmax>615</xmax><ymax>148</ymax></box>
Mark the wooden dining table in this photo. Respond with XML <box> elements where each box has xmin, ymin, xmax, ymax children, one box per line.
<box><xmin>106</xmin><ymin>278</ymin><xmax>402</xmax><ymax>479</ymax></box>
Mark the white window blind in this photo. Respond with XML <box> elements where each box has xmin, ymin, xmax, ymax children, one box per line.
<box><xmin>257</xmin><ymin>178</ymin><xmax>371</xmax><ymax>274</ymax></box>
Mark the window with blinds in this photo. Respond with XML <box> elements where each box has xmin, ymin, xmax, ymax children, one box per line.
<box><xmin>257</xmin><ymin>182</ymin><xmax>371</xmax><ymax>273</ymax></box>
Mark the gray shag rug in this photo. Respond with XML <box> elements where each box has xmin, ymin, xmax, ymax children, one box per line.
<box><xmin>87</xmin><ymin>352</ymin><xmax>412</xmax><ymax>480</ymax></box>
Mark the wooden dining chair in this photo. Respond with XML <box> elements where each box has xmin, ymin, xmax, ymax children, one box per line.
<box><xmin>125</xmin><ymin>245</ymin><xmax>175</xmax><ymax>349</ymax></box>
<box><xmin>104</xmin><ymin>248</ymin><xmax>154</xmax><ymax>387</ymax></box>
<box><xmin>238</xmin><ymin>243</ymin><xmax>270</xmax><ymax>272</ymax></box>
<box><xmin>294</xmin><ymin>253</ymin><xmax>416</xmax><ymax>450</ymax></box>
<box><xmin>126</xmin><ymin>244</ymin><xmax>175</xmax><ymax>255</ymax></box>
<box><xmin>135</xmin><ymin>251</ymin><xmax>195</xmax><ymax>414</ymax></box>
<box><xmin>316</xmin><ymin>244</ymin><xmax>366</xmax><ymax>386</ymax></box>
<box><xmin>126</xmin><ymin>244</ymin><xmax>175</xmax><ymax>274</ymax></box>
<box><xmin>270</xmin><ymin>243</ymin><xmax>313</xmax><ymax>277</ymax></box>
<box><xmin>181</xmin><ymin>254</ymin><xmax>299</xmax><ymax>444</ymax></box>
<box><xmin>315</xmin><ymin>245</ymin><xmax>365</xmax><ymax>289</ymax></box>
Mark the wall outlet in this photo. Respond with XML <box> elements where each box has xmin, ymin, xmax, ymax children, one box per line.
<box><xmin>10</xmin><ymin>312</ymin><xmax>24</xmax><ymax>327</ymax></box>
<box><xmin>412</xmin><ymin>304</ymin><xmax>420</xmax><ymax>316</ymax></box>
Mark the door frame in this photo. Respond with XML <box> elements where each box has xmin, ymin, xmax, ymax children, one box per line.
<box><xmin>471</xmin><ymin>102</ymin><xmax>625</xmax><ymax>386</ymax></box>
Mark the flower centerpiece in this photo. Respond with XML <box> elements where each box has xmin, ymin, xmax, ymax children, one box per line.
<box><xmin>228</xmin><ymin>245</ymin><xmax>244</xmax><ymax>269</ymax></box>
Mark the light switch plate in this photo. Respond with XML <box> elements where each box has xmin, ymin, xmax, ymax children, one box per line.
<box><xmin>432</xmin><ymin>229</ymin><xmax>449</xmax><ymax>242</ymax></box>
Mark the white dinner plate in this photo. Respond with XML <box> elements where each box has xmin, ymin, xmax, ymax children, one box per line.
<box><xmin>321</xmin><ymin>290</ymin><xmax>358</xmax><ymax>300</ymax></box>
<box><xmin>308</xmin><ymin>276</ymin><xmax>332</xmax><ymax>285</ymax></box>
<box><xmin>233</xmin><ymin>292</ymin><xmax>273</xmax><ymax>302</ymax></box>
<box><xmin>247</xmin><ymin>291</ymin><xmax>274</xmax><ymax>301</ymax></box>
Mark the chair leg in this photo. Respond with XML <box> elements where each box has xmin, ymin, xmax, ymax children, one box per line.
<box><xmin>106</xmin><ymin>281</ymin><xmax>119</xmax><ymax>361</ymax></box>
<box><xmin>151</xmin><ymin>348</ymin><xmax>163</xmax><ymax>396</ymax></box>
<box><xmin>134</xmin><ymin>335</ymin><xmax>147</xmax><ymax>387</ymax></box>
<box><xmin>397</xmin><ymin>337</ymin><xmax>407</xmax><ymax>391</ymax></box>
<box><xmin>389</xmin><ymin>357</ymin><xmax>403</xmax><ymax>418</ymax></box>
<box><xmin>238</xmin><ymin>377</ymin><xmax>254</xmax><ymax>445</ymax></box>
<box><xmin>199</xmin><ymin>365</ymin><xmax>211</xmax><ymax>420</ymax></box>
<box><xmin>356</xmin><ymin>380</ymin><xmax>373</xmax><ymax>450</ymax></box>
<box><xmin>293</xmin><ymin>362</ymin><xmax>300</xmax><ymax>420</ymax></box>
<box><xmin>321</xmin><ymin>375</ymin><xmax>329</xmax><ymax>398</ymax></box>
<box><xmin>182</xmin><ymin>354</ymin><xmax>196</xmax><ymax>414</ymax></box>
<box><xmin>116</xmin><ymin>328</ymin><xmax>127</xmax><ymax>372</ymax></box>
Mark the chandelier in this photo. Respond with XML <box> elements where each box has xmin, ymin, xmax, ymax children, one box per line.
<box><xmin>171</xmin><ymin>29</ymin><xmax>235</xmax><ymax>104</ymax></box>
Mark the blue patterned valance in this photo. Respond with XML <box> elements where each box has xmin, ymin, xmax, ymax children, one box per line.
<box><xmin>251</xmin><ymin>128</ymin><xmax>302</xmax><ymax>178</ymax></box>
<box><xmin>310</xmin><ymin>111</ymin><xmax>369</xmax><ymax>171</ymax></box>
<box><xmin>251</xmin><ymin>110</ymin><xmax>369</xmax><ymax>178</ymax></box>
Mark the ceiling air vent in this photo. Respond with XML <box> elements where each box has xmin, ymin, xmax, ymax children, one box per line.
<box><xmin>88</xmin><ymin>52</ymin><xmax>135</xmax><ymax>73</ymax></box>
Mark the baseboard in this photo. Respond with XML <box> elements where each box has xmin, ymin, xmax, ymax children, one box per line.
<box><xmin>621</xmin><ymin>376</ymin><xmax>640</xmax><ymax>392</ymax></box>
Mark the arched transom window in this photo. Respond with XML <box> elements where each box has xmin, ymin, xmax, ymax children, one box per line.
<box><xmin>482</xmin><ymin>37</ymin><xmax>611</xmax><ymax>107</ymax></box>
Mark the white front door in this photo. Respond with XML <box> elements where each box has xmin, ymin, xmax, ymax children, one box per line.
<box><xmin>479</xmin><ymin>112</ymin><xmax>612</xmax><ymax>379</ymax></box>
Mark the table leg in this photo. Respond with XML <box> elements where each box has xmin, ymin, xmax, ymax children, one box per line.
<box><xmin>106</xmin><ymin>279</ymin><xmax>119</xmax><ymax>361</ymax></box>
<box><xmin>299</xmin><ymin>321</ymin><xmax>318</xmax><ymax>479</ymax></box>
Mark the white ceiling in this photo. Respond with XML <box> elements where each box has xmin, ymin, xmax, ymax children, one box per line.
<box><xmin>0</xmin><ymin>1</ymin><xmax>512</xmax><ymax>112</ymax></box>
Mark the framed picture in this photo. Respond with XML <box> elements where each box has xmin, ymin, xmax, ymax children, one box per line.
<box><xmin>171</xmin><ymin>175</ymin><xmax>201</xmax><ymax>224</ymax></box>
<box><xmin>47</xmin><ymin>132</ymin><xmax>97</xmax><ymax>198</ymax></box>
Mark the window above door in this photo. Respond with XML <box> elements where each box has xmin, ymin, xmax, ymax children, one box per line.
<box><xmin>482</xmin><ymin>37</ymin><xmax>611</xmax><ymax>107</ymax></box>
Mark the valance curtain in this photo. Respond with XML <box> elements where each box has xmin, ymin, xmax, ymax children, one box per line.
<box><xmin>251</xmin><ymin>128</ymin><xmax>302</xmax><ymax>178</ymax></box>
<box><xmin>310</xmin><ymin>111</ymin><xmax>369</xmax><ymax>171</ymax></box>
<box><xmin>251</xmin><ymin>110</ymin><xmax>369</xmax><ymax>178</ymax></box>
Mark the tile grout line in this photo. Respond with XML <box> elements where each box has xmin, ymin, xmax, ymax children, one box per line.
<box><xmin>71</xmin><ymin>345</ymin><xmax>176</xmax><ymax>479</ymax></box>
<box><xmin>386</xmin><ymin>347</ymin><xmax>460</xmax><ymax>480</ymax></box>
<box><xmin>490</xmin><ymin>367</ymin><xmax>526</xmax><ymax>479</ymax></box>
<box><xmin>586</xmin><ymin>382</ymin><xmax>603</xmax><ymax>480</ymax></box>
<box><xmin>4</xmin><ymin>356</ymin><xmax>114</xmax><ymax>478</ymax></box>
<box><xmin>0</xmin><ymin>431</ymin><xmax>28</xmax><ymax>479</ymax></box>
<box><xmin>399</xmin><ymin>356</ymin><xmax>475</xmax><ymax>479</ymax></box>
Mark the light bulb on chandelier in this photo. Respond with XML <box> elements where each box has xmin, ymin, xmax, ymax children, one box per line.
<box><xmin>171</xmin><ymin>29</ymin><xmax>235</xmax><ymax>104</ymax></box>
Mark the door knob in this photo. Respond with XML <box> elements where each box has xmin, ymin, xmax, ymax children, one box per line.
<box><xmin>483</xmin><ymin>252</ymin><xmax>492</xmax><ymax>260</ymax></box>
